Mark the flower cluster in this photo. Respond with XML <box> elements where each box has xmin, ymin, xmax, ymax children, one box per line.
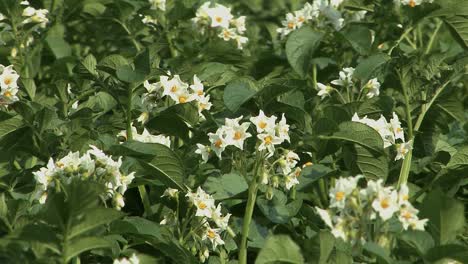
<box><xmin>196</xmin><ymin>111</ymin><xmax>304</xmax><ymax>193</ymax></box>
<box><xmin>317</xmin><ymin>67</ymin><xmax>381</xmax><ymax>100</ymax></box>
<box><xmin>395</xmin><ymin>0</ymin><xmax>434</xmax><ymax>8</ymax></box>
<box><xmin>316</xmin><ymin>176</ymin><xmax>428</xmax><ymax>245</ymax></box>
<box><xmin>139</xmin><ymin>73</ymin><xmax>212</xmax><ymax>123</ymax></box>
<box><xmin>160</xmin><ymin>187</ymin><xmax>231</xmax><ymax>262</ymax></box>
<box><xmin>0</xmin><ymin>65</ymin><xmax>20</xmax><ymax>105</ymax></box>
<box><xmin>192</xmin><ymin>2</ymin><xmax>248</xmax><ymax>50</ymax></box>
<box><xmin>33</xmin><ymin>145</ymin><xmax>135</xmax><ymax>210</ymax></box>
<box><xmin>277</xmin><ymin>1</ymin><xmax>367</xmax><ymax>38</ymax></box>
<box><xmin>113</xmin><ymin>254</ymin><xmax>139</xmax><ymax>264</ymax></box>
<box><xmin>21</xmin><ymin>2</ymin><xmax>49</xmax><ymax>28</ymax></box>
<box><xmin>118</xmin><ymin>126</ymin><xmax>171</xmax><ymax>147</ymax></box>
<box><xmin>352</xmin><ymin>112</ymin><xmax>413</xmax><ymax>160</ymax></box>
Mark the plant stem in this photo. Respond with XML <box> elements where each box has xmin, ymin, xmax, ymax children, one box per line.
<box><xmin>239</xmin><ymin>151</ymin><xmax>263</xmax><ymax>264</ymax></box>
<box><xmin>388</xmin><ymin>27</ymin><xmax>413</xmax><ymax>56</ymax></box>
<box><xmin>425</xmin><ymin>20</ymin><xmax>442</xmax><ymax>54</ymax></box>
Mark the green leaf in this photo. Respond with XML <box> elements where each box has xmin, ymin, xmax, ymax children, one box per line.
<box><xmin>419</xmin><ymin>188</ymin><xmax>465</xmax><ymax>244</ymax></box>
<box><xmin>75</xmin><ymin>54</ymin><xmax>98</xmax><ymax>78</ymax></box>
<box><xmin>112</xmin><ymin>141</ymin><xmax>185</xmax><ymax>190</ymax></box>
<box><xmin>286</xmin><ymin>27</ymin><xmax>324</xmax><ymax>77</ymax></box>
<box><xmin>81</xmin><ymin>91</ymin><xmax>117</xmax><ymax>113</ymax></box>
<box><xmin>257</xmin><ymin>191</ymin><xmax>303</xmax><ymax>224</ymax></box>
<box><xmin>446</xmin><ymin>145</ymin><xmax>468</xmax><ymax>169</ymax></box>
<box><xmin>116</xmin><ymin>64</ymin><xmax>146</xmax><ymax>83</ymax></box>
<box><xmin>297</xmin><ymin>164</ymin><xmax>333</xmax><ymax>191</ymax></box>
<box><xmin>340</xmin><ymin>25</ymin><xmax>373</xmax><ymax>55</ymax></box>
<box><xmin>354</xmin><ymin>54</ymin><xmax>390</xmax><ymax>81</ymax></box>
<box><xmin>354</xmin><ymin>144</ymin><xmax>388</xmax><ymax>180</ymax></box>
<box><xmin>20</xmin><ymin>78</ymin><xmax>36</xmax><ymax>100</ymax></box>
<box><xmin>203</xmin><ymin>172</ymin><xmax>248</xmax><ymax>200</ymax></box>
<box><xmin>399</xmin><ymin>230</ymin><xmax>435</xmax><ymax>257</ymax></box>
<box><xmin>83</xmin><ymin>2</ymin><xmax>107</xmax><ymax>16</ymax></box>
<box><xmin>318</xmin><ymin>231</ymin><xmax>335</xmax><ymax>264</ymax></box>
<box><xmin>255</xmin><ymin>235</ymin><xmax>304</xmax><ymax>264</ymax></box>
<box><xmin>46</xmin><ymin>25</ymin><xmax>71</xmax><ymax>59</ymax></box>
<box><xmin>69</xmin><ymin>208</ymin><xmax>124</xmax><ymax>239</ymax></box>
<box><xmin>223</xmin><ymin>79</ymin><xmax>257</xmax><ymax>112</ymax></box>
<box><xmin>0</xmin><ymin>115</ymin><xmax>23</xmax><ymax>140</ymax></box>
<box><xmin>65</xmin><ymin>236</ymin><xmax>113</xmax><ymax>262</ymax></box>
<box><xmin>325</xmin><ymin>121</ymin><xmax>384</xmax><ymax>153</ymax></box>
<box><xmin>363</xmin><ymin>242</ymin><xmax>393</xmax><ymax>264</ymax></box>
<box><xmin>425</xmin><ymin>244</ymin><xmax>468</xmax><ymax>263</ymax></box>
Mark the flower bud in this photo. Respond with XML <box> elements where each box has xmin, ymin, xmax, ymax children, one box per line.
<box><xmin>271</xmin><ymin>176</ymin><xmax>279</xmax><ymax>188</ymax></box>
<box><xmin>266</xmin><ymin>186</ymin><xmax>274</xmax><ymax>200</ymax></box>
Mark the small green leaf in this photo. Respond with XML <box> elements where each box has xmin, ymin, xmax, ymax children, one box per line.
<box><xmin>255</xmin><ymin>235</ymin><xmax>304</xmax><ymax>264</ymax></box>
<box><xmin>286</xmin><ymin>27</ymin><xmax>324</xmax><ymax>77</ymax></box>
<box><xmin>340</xmin><ymin>25</ymin><xmax>373</xmax><ymax>55</ymax></box>
<box><xmin>65</xmin><ymin>236</ymin><xmax>113</xmax><ymax>262</ymax></box>
<box><xmin>354</xmin><ymin>54</ymin><xmax>390</xmax><ymax>81</ymax></box>
<box><xmin>0</xmin><ymin>115</ymin><xmax>23</xmax><ymax>140</ymax></box>
<box><xmin>446</xmin><ymin>145</ymin><xmax>468</xmax><ymax>169</ymax></box>
<box><xmin>363</xmin><ymin>242</ymin><xmax>393</xmax><ymax>264</ymax></box>
<box><xmin>257</xmin><ymin>191</ymin><xmax>303</xmax><ymax>224</ymax></box>
<box><xmin>69</xmin><ymin>208</ymin><xmax>124</xmax><ymax>239</ymax></box>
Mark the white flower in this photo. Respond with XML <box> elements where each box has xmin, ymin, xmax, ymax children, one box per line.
<box><xmin>161</xmin><ymin>188</ymin><xmax>179</xmax><ymax>198</ymax></box>
<box><xmin>187</xmin><ymin>187</ymin><xmax>215</xmax><ymax>218</ymax></box>
<box><xmin>144</xmin><ymin>80</ymin><xmax>162</xmax><ymax>93</ymax></box>
<box><xmin>408</xmin><ymin>218</ymin><xmax>428</xmax><ymax>231</ymax></box>
<box><xmin>137</xmin><ymin>112</ymin><xmax>149</xmax><ymax>124</ymax></box>
<box><xmin>0</xmin><ymin>13</ymin><xmax>4</xmax><ymax>21</ymax></box>
<box><xmin>0</xmin><ymin>65</ymin><xmax>19</xmax><ymax>90</ymax></box>
<box><xmin>398</xmin><ymin>0</ymin><xmax>423</xmax><ymax>8</ymax></box>
<box><xmin>364</xmin><ymin>78</ymin><xmax>380</xmax><ymax>98</ymax></box>
<box><xmin>331</xmin><ymin>218</ymin><xmax>348</xmax><ymax>241</ymax></box>
<box><xmin>284</xmin><ymin>172</ymin><xmax>300</xmax><ymax>190</ymax></box>
<box><xmin>142</xmin><ymin>15</ymin><xmax>158</xmax><ymax>25</ymax></box>
<box><xmin>33</xmin><ymin>158</ymin><xmax>56</xmax><ymax>189</ymax></box>
<box><xmin>398</xmin><ymin>204</ymin><xmax>420</xmax><ymax>230</ymax></box>
<box><xmin>211</xmin><ymin>204</ymin><xmax>231</xmax><ymax>230</ymax></box>
<box><xmin>234</xmin><ymin>35</ymin><xmax>249</xmax><ymax>50</ymax></box>
<box><xmin>277</xmin><ymin>13</ymin><xmax>298</xmax><ymax>38</ymax></box>
<box><xmin>352</xmin><ymin>113</ymin><xmax>395</xmax><ymax>148</ymax></box>
<box><xmin>257</xmin><ymin>130</ymin><xmax>283</xmax><ymax>157</ymax></box>
<box><xmin>329</xmin><ymin>176</ymin><xmax>360</xmax><ymax>209</ymax></box>
<box><xmin>231</xmin><ymin>16</ymin><xmax>246</xmax><ymax>33</ymax></box>
<box><xmin>22</xmin><ymin>7</ymin><xmax>49</xmax><ymax>28</ymax></box>
<box><xmin>195</xmin><ymin>144</ymin><xmax>211</xmax><ymax>163</ymax></box>
<box><xmin>203</xmin><ymin>227</ymin><xmax>225</xmax><ymax>249</ymax></box>
<box><xmin>390</xmin><ymin>112</ymin><xmax>405</xmax><ymax>141</ymax></box>
<box><xmin>330</xmin><ymin>0</ymin><xmax>345</xmax><ymax>8</ymax></box>
<box><xmin>113</xmin><ymin>253</ymin><xmax>140</xmax><ymax>264</ymax></box>
<box><xmin>395</xmin><ymin>140</ymin><xmax>412</xmax><ymax>161</ymax></box>
<box><xmin>20</xmin><ymin>1</ymin><xmax>30</xmax><ymax>5</ymax></box>
<box><xmin>197</xmin><ymin>94</ymin><xmax>212</xmax><ymax>116</ymax></box>
<box><xmin>149</xmin><ymin>0</ymin><xmax>166</xmax><ymax>11</ymax></box>
<box><xmin>160</xmin><ymin>75</ymin><xmax>190</xmax><ymax>102</ymax></box>
<box><xmin>224</xmin><ymin>116</ymin><xmax>252</xmax><ymax>150</ymax></box>
<box><xmin>189</xmin><ymin>75</ymin><xmax>204</xmax><ymax>99</ymax></box>
<box><xmin>206</xmin><ymin>4</ymin><xmax>233</xmax><ymax>29</ymax></box>
<box><xmin>398</xmin><ymin>184</ymin><xmax>410</xmax><ymax>206</ymax></box>
<box><xmin>250</xmin><ymin>110</ymin><xmax>277</xmax><ymax>133</ymax></box>
<box><xmin>208</xmin><ymin>131</ymin><xmax>227</xmax><ymax>159</ymax></box>
<box><xmin>275</xmin><ymin>114</ymin><xmax>290</xmax><ymax>143</ymax></box>
<box><xmin>331</xmin><ymin>67</ymin><xmax>354</xmax><ymax>87</ymax></box>
<box><xmin>372</xmin><ymin>188</ymin><xmax>399</xmax><ymax>221</ymax></box>
<box><xmin>317</xmin><ymin>83</ymin><xmax>333</xmax><ymax>99</ymax></box>
<box><xmin>279</xmin><ymin>150</ymin><xmax>300</xmax><ymax>175</ymax></box>
<box><xmin>113</xmin><ymin>193</ymin><xmax>125</xmax><ymax>210</ymax></box>
<box><xmin>218</xmin><ymin>27</ymin><xmax>237</xmax><ymax>41</ymax></box>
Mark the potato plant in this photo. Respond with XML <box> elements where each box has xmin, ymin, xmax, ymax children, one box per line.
<box><xmin>0</xmin><ymin>0</ymin><xmax>467</xmax><ymax>263</ymax></box>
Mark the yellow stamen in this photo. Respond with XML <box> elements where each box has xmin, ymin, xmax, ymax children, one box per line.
<box><xmin>207</xmin><ymin>230</ymin><xmax>216</xmax><ymax>239</ymax></box>
<box><xmin>198</xmin><ymin>202</ymin><xmax>207</xmax><ymax>209</ymax></box>
<box><xmin>215</xmin><ymin>17</ymin><xmax>222</xmax><ymax>23</ymax></box>
<box><xmin>259</xmin><ymin>121</ymin><xmax>267</xmax><ymax>129</ymax></box>
<box><xmin>264</xmin><ymin>136</ymin><xmax>272</xmax><ymax>144</ymax></box>
<box><xmin>409</xmin><ymin>0</ymin><xmax>416</xmax><ymax>7</ymax></box>
<box><xmin>380</xmin><ymin>198</ymin><xmax>390</xmax><ymax>209</ymax></box>
<box><xmin>335</xmin><ymin>191</ymin><xmax>345</xmax><ymax>201</ymax></box>
<box><xmin>233</xmin><ymin>131</ymin><xmax>242</xmax><ymax>140</ymax></box>
<box><xmin>288</xmin><ymin>22</ymin><xmax>295</xmax><ymax>29</ymax></box>
<box><xmin>170</xmin><ymin>85</ymin><xmax>177</xmax><ymax>93</ymax></box>
<box><xmin>3</xmin><ymin>91</ymin><xmax>12</xmax><ymax>97</ymax></box>
<box><xmin>214</xmin><ymin>139</ymin><xmax>222</xmax><ymax>148</ymax></box>
<box><xmin>179</xmin><ymin>96</ymin><xmax>187</xmax><ymax>103</ymax></box>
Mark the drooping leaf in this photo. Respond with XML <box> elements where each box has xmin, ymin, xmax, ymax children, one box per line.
<box><xmin>286</xmin><ymin>27</ymin><xmax>324</xmax><ymax>77</ymax></box>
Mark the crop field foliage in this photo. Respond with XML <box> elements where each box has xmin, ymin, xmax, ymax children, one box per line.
<box><xmin>0</xmin><ymin>0</ymin><xmax>467</xmax><ymax>263</ymax></box>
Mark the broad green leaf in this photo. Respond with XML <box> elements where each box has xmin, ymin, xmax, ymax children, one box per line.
<box><xmin>419</xmin><ymin>188</ymin><xmax>465</xmax><ymax>244</ymax></box>
<box><xmin>69</xmin><ymin>208</ymin><xmax>124</xmax><ymax>239</ymax></box>
<box><xmin>81</xmin><ymin>91</ymin><xmax>117</xmax><ymax>113</ymax></box>
<box><xmin>318</xmin><ymin>231</ymin><xmax>335</xmax><ymax>264</ymax></box>
<box><xmin>116</xmin><ymin>64</ymin><xmax>146</xmax><ymax>83</ymax></box>
<box><xmin>363</xmin><ymin>242</ymin><xmax>393</xmax><ymax>264</ymax></box>
<box><xmin>297</xmin><ymin>164</ymin><xmax>333</xmax><ymax>190</ymax></box>
<box><xmin>355</xmin><ymin>144</ymin><xmax>388</xmax><ymax>180</ymax></box>
<box><xmin>75</xmin><ymin>54</ymin><xmax>98</xmax><ymax>78</ymax></box>
<box><xmin>223</xmin><ymin>79</ymin><xmax>257</xmax><ymax>112</ymax></box>
<box><xmin>46</xmin><ymin>25</ymin><xmax>71</xmax><ymax>59</ymax></box>
<box><xmin>98</xmin><ymin>54</ymin><xmax>129</xmax><ymax>72</ymax></box>
<box><xmin>83</xmin><ymin>2</ymin><xmax>107</xmax><ymax>16</ymax></box>
<box><xmin>65</xmin><ymin>236</ymin><xmax>113</xmax><ymax>262</ymax></box>
<box><xmin>354</xmin><ymin>54</ymin><xmax>390</xmax><ymax>81</ymax></box>
<box><xmin>446</xmin><ymin>145</ymin><xmax>468</xmax><ymax>169</ymax></box>
<box><xmin>0</xmin><ymin>115</ymin><xmax>23</xmax><ymax>140</ymax></box>
<box><xmin>203</xmin><ymin>172</ymin><xmax>248</xmax><ymax>200</ymax></box>
<box><xmin>20</xmin><ymin>78</ymin><xmax>36</xmax><ymax>100</ymax></box>
<box><xmin>286</xmin><ymin>27</ymin><xmax>324</xmax><ymax>77</ymax></box>
<box><xmin>255</xmin><ymin>235</ymin><xmax>304</xmax><ymax>264</ymax></box>
<box><xmin>324</xmin><ymin>121</ymin><xmax>384</xmax><ymax>153</ymax></box>
<box><xmin>340</xmin><ymin>25</ymin><xmax>373</xmax><ymax>55</ymax></box>
<box><xmin>257</xmin><ymin>191</ymin><xmax>303</xmax><ymax>224</ymax></box>
<box><xmin>425</xmin><ymin>244</ymin><xmax>468</xmax><ymax>263</ymax></box>
<box><xmin>112</xmin><ymin>141</ymin><xmax>185</xmax><ymax>190</ymax></box>
<box><xmin>399</xmin><ymin>230</ymin><xmax>435</xmax><ymax>257</ymax></box>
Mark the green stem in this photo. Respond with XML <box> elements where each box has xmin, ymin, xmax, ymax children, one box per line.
<box><xmin>425</xmin><ymin>20</ymin><xmax>442</xmax><ymax>54</ymax></box>
<box><xmin>239</xmin><ymin>151</ymin><xmax>263</xmax><ymax>264</ymax></box>
<box><xmin>413</xmin><ymin>79</ymin><xmax>451</xmax><ymax>132</ymax></box>
<box><xmin>388</xmin><ymin>27</ymin><xmax>413</xmax><ymax>56</ymax></box>
<box><xmin>397</xmin><ymin>72</ymin><xmax>414</xmax><ymax>187</ymax></box>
